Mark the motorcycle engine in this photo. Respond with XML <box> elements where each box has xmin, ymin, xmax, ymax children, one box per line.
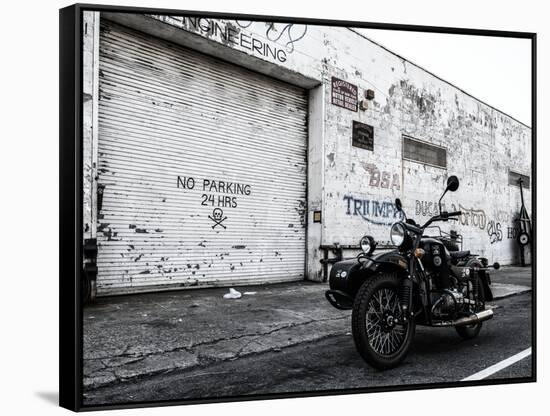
<box><xmin>431</xmin><ymin>288</ymin><xmax>464</xmax><ymax>318</ymax></box>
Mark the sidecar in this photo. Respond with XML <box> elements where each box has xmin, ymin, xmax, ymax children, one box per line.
<box><xmin>325</xmin><ymin>249</ymin><xmax>409</xmax><ymax>310</ymax></box>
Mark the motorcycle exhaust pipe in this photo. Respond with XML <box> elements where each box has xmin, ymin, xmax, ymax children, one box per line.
<box><xmin>453</xmin><ymin>309</ymin><xmax>494</xmax><ymax>327</ymax></box>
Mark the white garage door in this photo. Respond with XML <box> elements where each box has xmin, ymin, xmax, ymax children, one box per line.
<box><xmin>96</xmin><ymin>21</ymin><xmax>308</xmax><ymax>295</ymax></box>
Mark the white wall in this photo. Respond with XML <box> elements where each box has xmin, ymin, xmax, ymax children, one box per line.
<box><xmin>94</xmin><ymin>14</ymin><xmax>531</xmax><ymax>272</ymax></box>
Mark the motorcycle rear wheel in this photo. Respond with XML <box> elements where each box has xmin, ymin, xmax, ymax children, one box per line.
<box><xmin>455</xmin><ymin>276</ymin><xmax>486</xmax><ymax>340</ymax></box>
<box><xmin>352</xmin><ymin>272</ymin><xmax>415</xmax><ymax>370</ymax></box>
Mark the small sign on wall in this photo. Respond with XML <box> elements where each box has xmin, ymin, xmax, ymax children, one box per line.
<box><xmin>331</xmin><ymin>77</ymin><xmax>358</xmax><ymax>112</ymax></box>
<box><xmin>352</xmin><ymin>121</ymin><xmax>374</xmax><ymax>151</ymax></box>
<box><xmin>313</xmin><ymin>210</ymin><xmax>322</xmax><ymax>223</ymax></box>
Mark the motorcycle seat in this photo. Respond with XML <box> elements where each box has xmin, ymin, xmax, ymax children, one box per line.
<box><xmin>449</xmin><ymin>250</ymin><xmax>470</xmax><ymax>259</ymax></box>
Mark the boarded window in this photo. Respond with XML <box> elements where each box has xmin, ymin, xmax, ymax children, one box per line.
<box><xmin>352</xmin><ymin>121</ymin><xmax>374</xmax><ymax>151</ymax></box>
<box><xmin>402</xmin><ymin>136</ymin><xmax>447</xmax><ymax>168</ymax></box>
<box><xmin>509</xmin><ymin>170</ymin><xmax>530</xmax><ymax>189</ymax></box>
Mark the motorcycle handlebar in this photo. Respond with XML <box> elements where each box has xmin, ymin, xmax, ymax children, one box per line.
<box><xmin>404</xmin><ymin>211</ymin><xmax>463</xmax><ymax>233</ymax></box>
<box><xmin>420</xmin><ymin>210</ymin><xmax>462</xmax><ymax>229</ymax></box>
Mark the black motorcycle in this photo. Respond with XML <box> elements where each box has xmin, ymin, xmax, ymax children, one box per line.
<box><xmin>325</xmin><ymin>176</ymin><xmax>499</xmax><ymax>369</ymax></box>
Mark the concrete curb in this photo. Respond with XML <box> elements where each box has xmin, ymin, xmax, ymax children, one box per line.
<box><xmin>491</xmin><ymin>284</ymin><xmax>532</xmax><ymax>300</ymax></box>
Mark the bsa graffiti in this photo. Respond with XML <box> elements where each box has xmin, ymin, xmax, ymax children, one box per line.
<box><xmin>343</xmin><ymin>195</ymin><xmax>404</xmax><ymax>226</ymax></box>
<box><xmin>487</xmin><ymin>220</ymin><xmax>503</xmax><ymax>244</ymax></box>
<box><xmin>362</xmin><ymin>163</ymin><xmax>400</xmax><ymax>190</ymax></box>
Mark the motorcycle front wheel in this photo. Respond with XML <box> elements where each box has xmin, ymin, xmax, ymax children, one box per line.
<box><xmin>352</xmin><ymin>272</ymin><xmax>415</xmax><ymax>370</ymax></box>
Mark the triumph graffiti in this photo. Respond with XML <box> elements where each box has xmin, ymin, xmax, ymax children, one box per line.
<box><xmin>343</xmin><ymin>195</ymin><xmax>404</xmax><ymax>226</ymax></box>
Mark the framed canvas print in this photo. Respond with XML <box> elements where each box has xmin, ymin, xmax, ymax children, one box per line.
<box><xmin>59</xmin><ymin>3</ymin><xmax>536</xmax><ymax>411</ymax></box>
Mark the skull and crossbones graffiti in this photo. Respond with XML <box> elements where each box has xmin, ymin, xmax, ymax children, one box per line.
<box><xmin>208</xmin><ymin>208</ymin><xmax>227</xmax><ymax>229</ymax></box>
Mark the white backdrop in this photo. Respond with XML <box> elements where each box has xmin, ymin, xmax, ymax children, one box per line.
<box><xmin>0</xmin><ymin>0</ymin><xmax>546</xmax><ymax>415</ymax></box>
<box><xmin>357</xmin><ymin>28</ymin><xmax>532</xmax><ymax>126</ymax></box>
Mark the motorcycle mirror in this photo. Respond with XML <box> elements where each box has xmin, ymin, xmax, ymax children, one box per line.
<box><xmin>446</xmin><ymin>175</ymin><xmax>460</xmax><ymax>192</ymax></box>
<box><xmin>395</xmin><ymin>198</ymin><xmax>402</xmax><ymax>211</ymax></box>
<box><xmin>493</xmin><ymin>262</ymin><xmax>500</xmax><ymax>270</ymax></box>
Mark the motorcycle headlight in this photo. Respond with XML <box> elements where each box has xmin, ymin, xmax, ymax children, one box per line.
<box><xmin>390</xmin><ymin>222</ymin><xmax>406</xmax><ymax>247</ymax></box>
<box><xmin>359</xmin><ymin>235</ymin><xmax>376</xmax><ymax>255</ymax></box>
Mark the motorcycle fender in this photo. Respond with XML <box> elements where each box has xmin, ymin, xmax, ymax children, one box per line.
<box><xmin>482</xmin><ymin>273</ymin><xmax>494</xmax><ymax>301</ymax></box>
<box><xmin>328</xmin><ymin>251</ymin><xmax>408</xmax><ymax>300</ymax></box>
<box><xmin>465</xmin><ymin>258</ymin><xmax>494</xmax><ymax>301</ymax></box>
<box><xmin>366</xmin><ymin>251</ymin><xmax>409</xmax><ymax>274</ymax></box>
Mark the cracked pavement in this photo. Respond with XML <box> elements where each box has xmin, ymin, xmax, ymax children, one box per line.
<box><xmin>83</xmin><ymin>282</ymin><xmax>351</xmax><ymax>389</ymax></box>
<box><xmin>83</xmin><ymin>265</ymin><xmax>532</xmax><ymax>393</ymax></box>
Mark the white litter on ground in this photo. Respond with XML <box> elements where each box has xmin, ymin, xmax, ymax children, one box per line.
<box><xmin>243</xmin><ymin>292</ymin><xmax>257</xmax><ymax>295</ymax></box>
<box><xmin>223</xmin><ymin>288</ymin><xmax>242</xmax><ymax>299</ymax></box>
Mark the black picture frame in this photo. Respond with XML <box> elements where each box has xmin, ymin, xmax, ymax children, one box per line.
<box><xmin>60</xmin><ymin>3</ymin><xmax>537</xmax><ymax>411</ymax></box>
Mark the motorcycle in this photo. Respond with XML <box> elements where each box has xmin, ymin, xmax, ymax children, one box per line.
<box><xmin>325</xmin><ymin>176</ymin><xmax>499</xmax><ymax>369</ymax></box>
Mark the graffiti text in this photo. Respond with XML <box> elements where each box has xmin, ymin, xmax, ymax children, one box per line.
<box><xmin>487</xmin><ymin>220</ymin><xmax>503</xmax><ymax>244</ymax></box>
<box><xmin>343</xmin><ymin>195</ymin><xmax>404</xmax><ymax>226</ymax></box>
<box><xmin>362</xmin><ymin>163</ymin><xmax>401</xmax><ymax>190</ymax></box>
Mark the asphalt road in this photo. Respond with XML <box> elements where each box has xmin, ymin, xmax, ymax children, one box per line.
<box><xmin>83</xmin><ymin>292</ymin><xmax>533</xmax><ymax>406</ymax></box>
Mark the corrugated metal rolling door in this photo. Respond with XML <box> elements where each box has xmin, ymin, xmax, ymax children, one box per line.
<box><xmin>96</xmin><ymin>21</ymin><xmax>308</xmax><ymax>295</ymax></box>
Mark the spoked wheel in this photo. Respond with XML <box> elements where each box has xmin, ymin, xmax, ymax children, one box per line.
<box><xmin>352</xmin><ymin>273</ymin><xmax>415</xmax><ymax>369</ymax></box>
<box><xmin>456</xmin><ymin>276</ymin><xmax>485</xmax><ymax>340</ymax></box>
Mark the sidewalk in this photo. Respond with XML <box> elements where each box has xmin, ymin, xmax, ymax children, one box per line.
<box><xmin>490</xmin><ymin>265</ymin><xmax>532</xmax><ymax>299</ymax></box>
<box><xmin>83</xmin><ymin>265</ymin><xmax>532</xmax><ymax>391</ymax></box>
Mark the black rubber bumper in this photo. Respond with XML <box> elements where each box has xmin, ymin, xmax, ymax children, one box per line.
<box><xmin>325</xmin><ymin>290</ymin><xmax>353</xmax><ymax>310</ymax></box>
